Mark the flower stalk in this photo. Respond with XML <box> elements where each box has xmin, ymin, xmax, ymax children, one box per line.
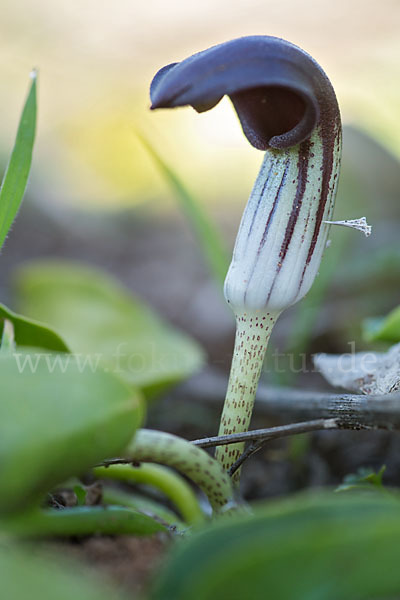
<box><xmin>214</xmin><ymin>311</ymin><xmax>278</xmax><ymax>479</ymax></box>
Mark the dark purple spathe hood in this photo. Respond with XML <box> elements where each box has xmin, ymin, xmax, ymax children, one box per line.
<box><xmin>150</xmin><ymin>35</ymin><xmax>340</xmax><ymax>151</ymax></box>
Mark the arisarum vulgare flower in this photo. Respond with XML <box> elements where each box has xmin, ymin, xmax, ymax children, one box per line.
<box><xmin>151</xmin><ymin>35</ymin><xmax>342</xmax><ymax>483</ymax></box>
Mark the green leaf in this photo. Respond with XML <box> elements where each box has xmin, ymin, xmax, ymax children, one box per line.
<box><xmin>336</xmin><ymin>466</ymin><xmax>386</xmax><ymax>493</ymax></box>
<box><xmin>1</xmin><ymin>319</ymin><xmax>15</xmax><ymax>353</ymax></box>
<box><xmin>0</xmin><ymin>72</ymin><xmax>37</xmax><ymax>250</ymax></box>
<box><xmin>139</xmin><ymin>133</ymin><xmax>229</xmax><ymax>285</ymax></box>
<box><xmin>363</xmin><ymin>306</ymin><xmax>400</xmax><ymax>343</ymax></box>
<box><xmin>2</xmin><ymin>505</ymin><xmax>167</xmax><ymax>537</ymax></box>
<box><xmin>0</xmin><ymin>302</ymin><xmax>69</xmax><ymax>352</ymax></box>
<box><xmin>102</xmin><ymin>486</ymin><xmax>185</xmax><ymax>529</ymax></box>
<box><xmin>94</xmin><ymin>463</ymin><xmax>205</xmax><ymax>525</ymax></box>
<box><xmin>14</xmin><ymin>260</ymin><xmax>204</xmax><ymax>396</ymax></box>
<box><xmin>152</xmin><ymin>493</ymin><xmax>400</xmax><ymax>600</ymax></box>
<box><xmin>0</xmin><ymin>542</ymin><xmax>128</xmax><ymax>600</ymax></box>
<box><xmin>0</xmin><ymin>352</ymin><xmax>142</xmax><ymax>514</ymax></box>
<box><xmin>73</xmin><ymin>484</ymin><xmax>87</xmax><ymax>506</ymax></box>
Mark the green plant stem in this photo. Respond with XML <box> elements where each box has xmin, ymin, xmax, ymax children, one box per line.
<box><xmin>122</xmin><ymin>429</ymin><xmax>236</xmax><ymax>513</ymax></box>
<box><xmin>102</xmin><ymin>486</ymin><xmax>185</xmax><ymax>530</ymax></box>
<box><xmin>1</xmin><ymin>505</ymin><xmax>167</xmax><ymax>537</ymax></box>
<box><xmin>215</xmin><ymin>311</ymin><xmax>279</xmax><ymax>484</ymax></box>
<box><xmin>95</xmin><ymin>463</ymin><xmax>205</xmax><ymax>525</ymax></box>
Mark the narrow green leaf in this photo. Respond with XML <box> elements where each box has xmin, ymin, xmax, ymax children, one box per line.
<box><xmin>0</xmin><ymin>319</ymin><xmax>15</xmax><ymax>353</ymax></box>
<box><xmin>2</xmin><ymin>505</ymin><xmax>167</xmax><ymax>537</ymax></box>
<box><xmin>15</xmin><ymin>260</ymin><xmax>204</xmax><ymax>396</ymax></box>
<box><xmin>102</xmin><ymin>486</ymin><xmax>185</xmax><ymax>529</ymax></box>
<box><xmin>139</xmin><ymin>133</ymin><xmax>229</xmax><ymax>285</ymax></box>
<box><xmin>0</xmin><ymin>72</ymin><xmax>37</xmax><ymax>249</ymax></box>
<box><xmin>152</xmin><ymin>493</ymin><xmax>400</xmax><ymax>600</ymax></box>
<box><xmin>94</xmin><ymin>463</ymin><xmax>205</xmax><ymax>525</ymax></box>
<box><xmin>0</xmin><ymin>302</ymin><xmax>69</xmax><ymax>352</ymax></box>
<box><xmin>0</xmin><ymin>352</ymin><xmax>143</xmax><ymax>514</ymax></box>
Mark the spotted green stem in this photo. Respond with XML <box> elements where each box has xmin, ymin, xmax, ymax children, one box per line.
<box><xmin>215</xmin><ymin>311</ymin><xmax>278</xmax><ymax>482</ymax></box>
<box><xmin>124</xmin><ymin>429</ymin><xmax>236</xmax><ymax>514</ymax></box>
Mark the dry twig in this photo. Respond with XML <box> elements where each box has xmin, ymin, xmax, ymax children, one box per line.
<box><xmin>176</xmin><ymin>370</ymin><xmax>400</xmax><ymax>430</ymax></box>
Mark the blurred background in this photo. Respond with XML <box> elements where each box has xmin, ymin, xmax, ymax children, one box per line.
<box><xmin>0</xmin><ymin>0</ymin><xmax>399</xmax><ymax>365</ymax></box>
<box><xmin>0</xmin><ymin>0</ymin><xmax>400</xmax><ymax>207</ymax></box>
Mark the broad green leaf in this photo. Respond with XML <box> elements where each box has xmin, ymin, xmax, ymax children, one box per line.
<box><xmin>152</xmin><ymin>493</ymin><xmax>400</xmax><ymax>600</ymax></box>
<box><xmin>15</xmin><ymin>260</ymin><xmax>204</xmax><ymax>396</ymax></box>
<box><xmin>363</xmin><ymin>305</ymin><xmax>400</xmax><ymax>343</ymax></box>
<box><xmin>0</xmin><ymin>352</ymin><xmax>142</xmax><ymax>514</ymax></box>
<box><xmin>0</xmin><ymin>73</ymin><xmax>37</xmax><ymax>249</ymax></box>
<box><xmin>0</xmin><ymin>542</ymin><xmax>127</xmax><ymax>600</ymax></box>
<box><xmin>139</xmin><ymin>133</ymin><xmax>229</xmax><ymax>285</ymax></box>
<box><xmin>0</xmin><ymin>302</ymin><xmax>69</xmax><ymax>352</ymax></box>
